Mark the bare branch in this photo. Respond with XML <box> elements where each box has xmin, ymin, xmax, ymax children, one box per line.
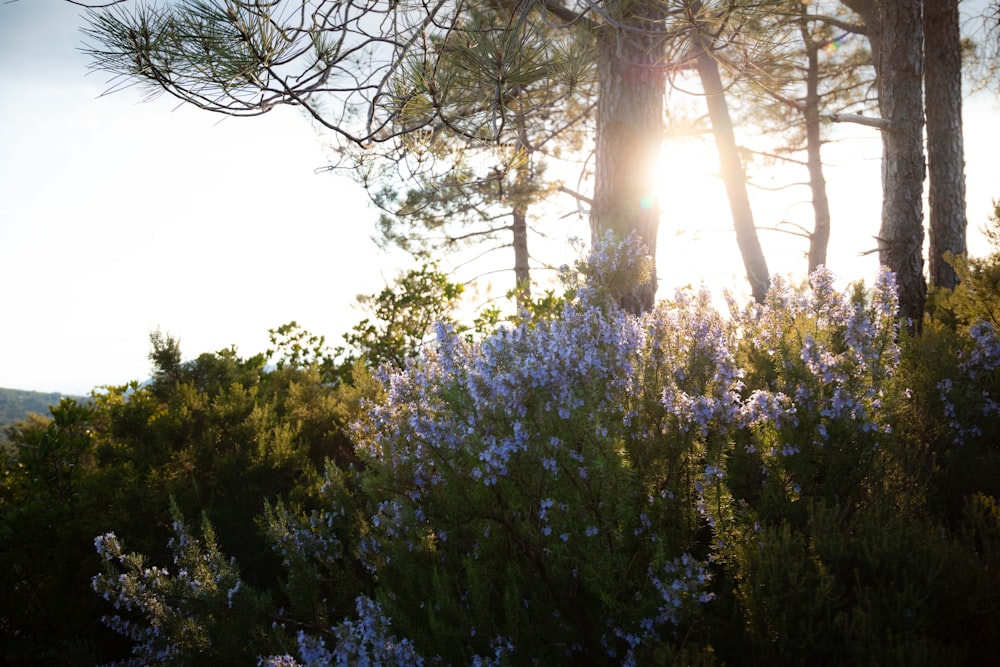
<box><xmin>747</xmin><ymin>180</ymin><xmax>811</xmax><ymax>192</ymax></box>
<box><xmin>557</xmin><ymin>184</ymin><xmax>592</xmax><ymax>206</ymax></box>
<box><xmin>745</xmin><ymin>150</ymin><xmax>808</xmax><ymax>167</ymax></box>
<box><xmin>757</xmin><ymin>222</ymin><xmax>812</xmax><ymax>240</ymax></box>
<box><xmin>808</xmin><ymin>14</ymin><xmax>867</xmax><ymax>36</ymax></box>
<box><xmin>828</xmin><ymin>112</ymin><xmax>890</xmax><ymax>129</ymax></box>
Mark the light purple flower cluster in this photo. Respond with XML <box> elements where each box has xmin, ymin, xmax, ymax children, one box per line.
<box><xmin>570</xmin><ymin>229</ymin><xmax>653</xmax><ymax>308</ymax></box>
<box><xmin>937</xmin><ymin>376</ymin><xmax>990</xmax><ymax>444</ymax></box>
<box><xmin>739</xmin><ymin>389</ymin><xmax>796</xmax><ymax>430</ymax></box>
<box><xmin>91</xmin><ymin>517</ymin><xmax>244</xmax><ymax>666</ymax></box>
<box><xmin>266</xmin><ymin>500</ymin><xmax>344</xmax><ymax>569</ymax></box>
<box><xmin>279</xmin><ymin>596</ymin><xmax>424</xmax><ymax>667</ymax></box>
<box><xmin>604</xmin><ymin>553</ymin><xmax>715</xmax><ymax>667</ymax></box>
<box><xmin>648</xmin><ymin>553</ymin><xmax>716</xmax><ymax>622</ymax></box>
<box><xmin>654</xmin><ymin>287</ymin><xmax>744</xmax><ymax>436</ymax></box>
<box><xmin>932</xmin><ymin>320</ymin><xmax>1000</xmax><ymax>444</ymax></box>
<box><xmin>964</xmin><ymin>321</ymin><xmax>1000</xmax><ymax>379</ymax></box>
<box><xmin>469</xmin><ymin>636</ymin><xmax>515</xmax><ymax>667</ymax></box>
<box><xmin>260</xmin><ymin>597</ymin><xmax>424</xmax><ymax>667</ymax></box>
<box><xmin>94</xmin><ymin>532</ymin><xmax>123</xmax><ymax>562</ymax></box>
<box><xmin>356</xmin><ymin>279</ymin><xmax>644</xmax><ymax>497</ymax></box>
<box><xmin>738</xmin><ymin>268</ymin><xmax>899</xmax><ymax>446</ymax></box>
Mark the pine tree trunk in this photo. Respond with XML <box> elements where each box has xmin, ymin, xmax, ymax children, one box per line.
<box><xmin>924</xmin><ymin>0</ymin><xmax>966</xmax><ymax>289</ymax></box>
<box><xmin>512</xmin><ymin>117</ymin><xmax>532</xmax><ymax>306</ymax></box>
<box><xmin>878</xmin><ymin>0</ymin><xmax>926</xmax><ymax>326</ymax></box>
<box><xmin>512</xmin><ymin>205</ymin><xmax>530</xmax><ymax>301</ymax></box>
<box><xmin>801</xmin><ymin>13</ymin><xmax>831</xmax><ymax>274</ymax></box>
<box><xmin>591</xmin><ymin>1</ymin><xmax>665</xmax><ymax>314</ymax></box>
<box><xmin>694</xmin><ymin>49</ymin><xmax>770</xmax><ymax>303</ymax></box>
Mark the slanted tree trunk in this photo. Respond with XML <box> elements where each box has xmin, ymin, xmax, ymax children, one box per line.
<box><xmin>924</xmin><ymin>0</ymin><xmax>967</xmax><ymax>289</ymax></box>
<box><xmin>878</xmin><ymin>0</ymin><xmax>926</xmax><ymax>326</ymax></box>
<box><xmin>695</xmin><ymin>48</ymin><xmax>770</xmax><ymax>303</ymax></box>
<box><xmin>591</xmin><ymin>1</ymin><xmax>665</xmax><ymax>314</ymax></box>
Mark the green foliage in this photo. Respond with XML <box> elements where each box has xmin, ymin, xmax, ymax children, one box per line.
<box><xmin>0</xmin><ymin>399</ymin><xmax>114</xmax><ymax>665</ymax></box>
<box><xmin>266</xmin><ymin>321</ymin><xmax>343</xmax><ymax>385</ymax></box>
<box><xmin>0</xmin><ymin>331</ymin><xmax>378</xmax><ymax>665</ymax></box>
<box><xmin>149</xmin><ymin>329</ymin><xmax>184</xmax><ymax>386</ymax></box>
<box><xmin>912</xmin><ymin>202</ymin><xmax>1000</xmax><ymax>522</ymax></box>
<box><xmin>472</xmin><ymin>283</ymin><xmax>568</xmax><ymax>336</ymax></box>
<box><xmin>343</xmin><ymin>263</ymin><xmax>465</xmax><ymax>369</ymax></box>
<box><xmin>927</xmin><ymin>200</ymin><xmax>1000</xmax><ymax>329</ymax></box>
<box><xmin>1</xmin><ymin>263</ymin><xmax>460</xmax><ymax>662</ymax></box>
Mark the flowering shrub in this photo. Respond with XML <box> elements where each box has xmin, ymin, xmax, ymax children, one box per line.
<box><xmin>92</xmin><ymin>504</ymin><xmax>275</xmax><ymax>666</ymax></box>
<box><xmin>258</xmin><ymin>460</ymin><xmax>371</xmax><ymax>630</ymax></box>
<box><xmin>354</xmin><ymin>235</ymin><xmax>721</xmax><ymax>664</ymax></box>
<box><xmin>88</xmin><ymin>233</ymin><xmax>1000</xmax><ymax>665</ymax></box>
<box><xmin>722</xmin><ymin>269</ymin><xmax>900</xmax><ymax>518</ymax></box>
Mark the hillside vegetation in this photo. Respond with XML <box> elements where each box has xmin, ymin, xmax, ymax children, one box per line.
<box><xmin>0</xmin><ymin>388</ymin><xmax>77</xmax><ymax>438</ymax></box>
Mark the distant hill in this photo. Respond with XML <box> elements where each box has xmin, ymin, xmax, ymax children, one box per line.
<box><xmin>0</xmin><ymin>387</ymin><xmax>78</xmax><ymax>436</ymax></box>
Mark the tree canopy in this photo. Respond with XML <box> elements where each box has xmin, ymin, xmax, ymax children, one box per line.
<box><xmin>81</xmin><ymin>0</ymin><xmax>795</xmax><ymax>310</ymax></box>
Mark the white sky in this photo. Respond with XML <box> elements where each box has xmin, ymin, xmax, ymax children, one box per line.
<box><xmin>1</xmin><ymin>1</ymin><xmax>999</xmax><ymax>395</ymax></box>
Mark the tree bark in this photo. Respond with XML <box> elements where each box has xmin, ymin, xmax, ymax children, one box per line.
<box><xmin>924</xmin><ymin>0</ymin><xmax>967</xmax><ymax>289</ymax></box>
<box><xmin>512</xmin><ymin>115</ymin><xmax>532</xmax><ymax>305</ymax></box>
<box><xmin>591</xmin><ymin>1</ymin><xmax>665</xmax><ymax>314</ymax></box>
<box><xmin>878</xmin><ymin>0</ymin><xmax>926</xmax><ymax>326</ymax></box>
<box><xmin>695</xmin><ymin>48</ymin><xmax>770</xmax><ymax>303</ymax></box>
<box><xmin>512</xmin><ymin>205</ymin><xmax>531</xmax><ymax>300</ymax></box>
<box><xmin>801</xmin><ymin>9</ymin><xmax>832</xmax><ymax>274</ymax></box>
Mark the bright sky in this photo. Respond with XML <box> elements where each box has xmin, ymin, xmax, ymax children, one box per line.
<box><xmin>1</xmin><ymin>1</ymin><xmax>999</xmax><ymax>395</ymax></box>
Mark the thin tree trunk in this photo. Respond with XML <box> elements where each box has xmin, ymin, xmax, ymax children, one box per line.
<box><xmin>512</xmin><ymin>115</ymin><xmax>532</xmax><ymax>305</ymax></box>
<box><xmin>924</xmin><ymin>0</ymin><xmax>966</xmax><ymax>289</ymax></box>
<box><xmin>511</xmin><ymin>205</ymin><xmax>530</xmax><ymax>300</ymax></box>
<box><xmin>591</xmin><ymin>1</ymin><xmax>665</xmax><ymax>314</ymax></box>
<box><xmin>801</xmin><ymin>9</ymin><xmax>831</xmax><ymax>274</ymax></box>
<box><xmin>694</xmin><ymin>48</ymin><xmax>770</xmax><ymax>303</ymax></box>
<box><xmin>878</xmin><ymin>0</ymin><xmax>926</xmax><ymax>326</ymax></box>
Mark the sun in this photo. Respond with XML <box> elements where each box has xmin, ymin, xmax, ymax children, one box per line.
<box><xmin>654</xmin><ymin>137</ymin><xmax>730</xmax><ymax>236</ymax></box>
<box><xmin>651</xmin><ymin>137</ymin><xmax>755</xmax><ymax>294</ymax></box>
<box><xmin>655</xmin><ymin>137</ymin><xmax>721</xmax><ymax>197</ymax></box>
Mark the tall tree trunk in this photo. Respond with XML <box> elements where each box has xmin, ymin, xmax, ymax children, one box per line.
<box><xmin>694</xmin><ymin>48</ymin><xmax>770</xmax><ymax>303</ymax></box>
<box><xmin>511</xmin><ymin>205</ymin><xmax>530</xmax><ymax>299</ymax></box>
<box><xmin>800</xmin><ymin>7</ymin><xmax>831</xmax><ymax>274</ymax></box>
<box><xmin>878</xmin><ymin>0</ymin><xmax>926</xmax><ymax>326</ymax></box>
<box><xmin>924</xmin><ymin>0</ymin><xmax>967</xmax><ymax>289</ymax></box>
<box><xmin>592</xmin><ymin>1</ymin><xmax>665</xmax><ymax>314</ymax></box>
<box><xmin>512</xmin><ymin>114</ymin><xmax>532</xmax><ymax>306</ymax></box>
